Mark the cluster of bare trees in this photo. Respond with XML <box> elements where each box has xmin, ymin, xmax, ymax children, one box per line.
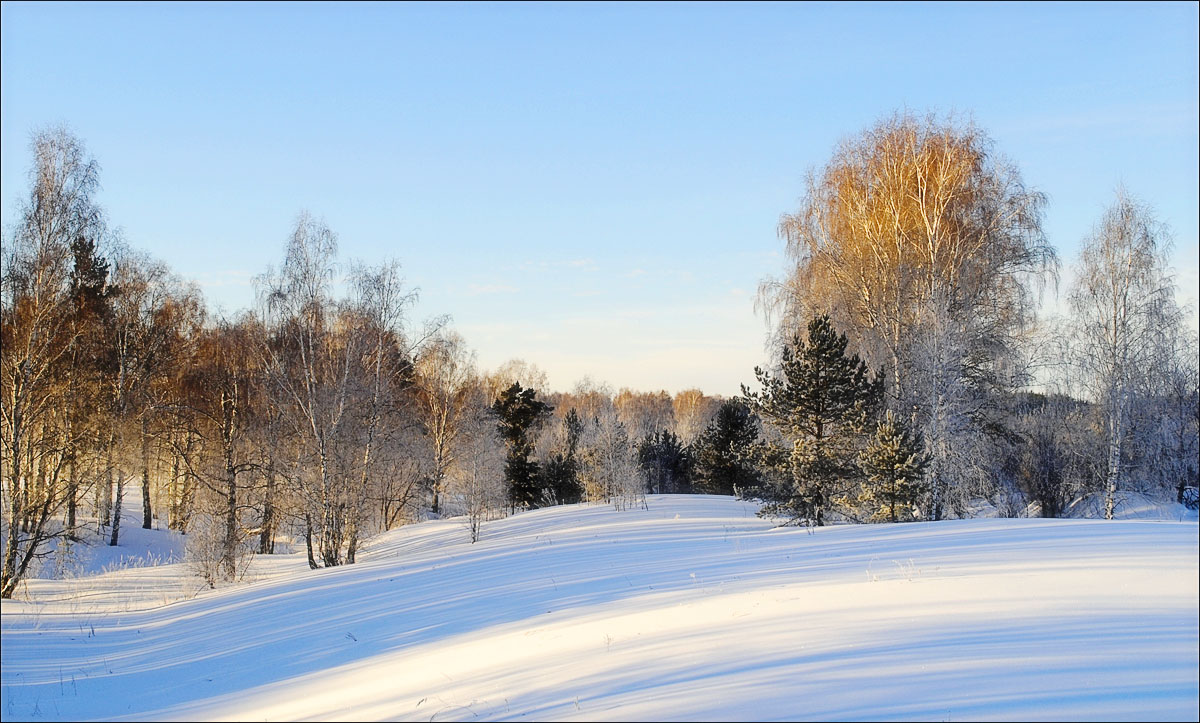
<box><xmin>535</xmin><ymin>380</ymin><xmax>724</xmax><ymax>508</ymax></box>
<box><xmin>0</xmin><ymin>129</ymin><xmax>219</xmax><ymax>596</ymax></box>
<box><xmin>0</xmin><ymin>129</ymin><xmax>728</xmax><ymax>597</ymax></box>
<box><xmin>1053</xmin><ymin>189</ymin><xmax>1199</xmax><ymax>516</ymax></box>
<box><xmin>3</xmin><ymin>128</ymin><xmax>113</xmax><ymax>597</ymax></box>
<box><xmin>761</xmin><ymin>111</ymin><xmax>1198</xmax><ymax>522</ymax></box>
<box><xmin>0</xmin><ymin>130</ymin><xmax>430</xmax><ymax>594</ymax></box>
<box><xmin>0</xmin><ymin>132</ymin><xmax>469</xmax><ymax>593</ymax></box>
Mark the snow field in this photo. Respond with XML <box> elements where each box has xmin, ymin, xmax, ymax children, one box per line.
<box><xmin>2</xmin><ymin>495</ymin><xmax>1197</xmax><ymax>721</ymax></box>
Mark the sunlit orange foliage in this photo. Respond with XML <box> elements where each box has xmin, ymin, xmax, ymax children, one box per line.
<box><xmin>769</xmin><ymin>112</ymin><xmax>1055</xmax><ymax>394</ymax></box>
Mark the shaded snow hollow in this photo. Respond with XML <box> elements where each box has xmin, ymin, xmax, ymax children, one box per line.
<box><xmin>2</xmin><ymin>495</ymin><xmax>1197</xmax><ymax>721</ymax></box>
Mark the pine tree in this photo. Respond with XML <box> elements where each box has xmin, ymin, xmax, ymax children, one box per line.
<box><xmin>691</xmin><ymin>400</ymin><xmax>761</xmax><ymax>496</ymax></box>
<box><xmin>742</xmin><ymin>315</ymin><xmax>883</xmax><ymax>526</ymax></box>
<box><xmin>543</xmin><ymin>408</ymin><xmax>584</xmax><ymax>505</ymax></box>
<box><xmin>637</xmin><ymin>429</ymin><xmax>691</xmax><ymax>494</ymax></box>
<box><xmin>65</xmin><ymin>237</ymin><xmax>115</xmax><ymax>534</ymax></box>
<box><xmin>857</xmin><ymin>410</ymin><xmax>929</xmax><ymax>522</ymax></box>
<box><xmin>492</xmin><ymin>382</ymin><xmax>552</xmax><ymax>509</ymax></box>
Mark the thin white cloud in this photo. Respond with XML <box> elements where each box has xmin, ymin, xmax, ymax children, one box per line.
<box><xmin>517</xmin><ymin>258</ymin><xmax>598</xmax><ymax>273</ymax></box>
<box><xmin>466</xmin><ymin>283</ymin><xmax>520</xmax><ymax>296</ymax></box>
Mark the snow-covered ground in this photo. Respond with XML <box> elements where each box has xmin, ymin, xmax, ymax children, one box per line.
<box><xmin>2</xmin><ymin>495</ymin><xmax>1197</xmax><ymax>721</ymax></box>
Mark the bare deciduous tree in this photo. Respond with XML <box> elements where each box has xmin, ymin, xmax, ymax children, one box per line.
<box><xmin>177</xmin><ymin>316</ymin><xmax>262</xmax><ymax>581</ymax></box>
<box><xmin>258</xmin><ymin>214</ymin><xmax>361</xmax><ymax>567</ymax></box>
<box><xmin>413</xmin><ymin>330</ymin><xmax>477</xmax><ymax>516</ymax></box>
<box><xmin>1</xmin><ymin>127</ymin><xmax>108</xmax><ymax>598</ymax></box>
<box><xmin>1067</xmin><ymin>188</ymin><xmax>1186</xmax><ymax>518</ymax></box>
<box><xmin>486</xmin><ymin>358</ymin><xmax>549</xmax><ymax>402</ymax></box>
<box><xmin>672</xmin><ymin>388</ymin><xmax>718</xmax><ymax>446</ymax></box>
<box><xmin>104</xmin><ymin>249</ymin><xmax>202</xmax><ymax>546</ymax></box>
<box><xmin>579</xmin><ymin>405</ymin><xmax>642</xmax><ymax>510</ymax></box>
<box><xmin>613</xmin><ymin>388</ymin><xmax>673</xmax><ymax>443</ymax></box>
<box><xmin>447</xmin><ymin>389</ymin><xmax>505</xmax><ymax>542</ymax></box>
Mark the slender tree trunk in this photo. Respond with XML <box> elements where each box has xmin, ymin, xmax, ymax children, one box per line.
<box><xmin>141</xmin><ymin>416</ymin><xmax>153</xmax><ymax>529</ymax></box>
<box><xmin>26</xmin><ymin>440</ymin><xmax>49</xmax><ymax>534</ymax></box>
<box><xmin>1</xmin><ymin>536</ymin><xmax>41</xmax><ymax>599</ymax></box>
<box><xmin>258</xmin><ymin>460</ymin><xmax>275</xmax><ymax>554</ymax></box>
<box><xmin>65</xmin><ymin>416</ymin><xmax>78</xmax><ymax>535</ymax></box>
<box><xmin>304</xmin><ymin>513</ymin><xmax>318</xmax><ymax>570</ymax></box>
<box><xmin>345</xmin><ymin>515</ymin><xmax>358</xmax><ymax>564</ymax></box>
<box><xmin>316</xmin><ymin>448</ymin><xmax>340</xmax><ymax>567</ymax></box>
<box><xmin>179</xmin><ymin>432</ymin><xmax>198</xmax><ymax>532</ymax></box>
<box><xmin>168</xmin><ymin>448</ymin><xmax>181</xmax><ymax>531</ymax></box>
<box><xmin>321</xmin><ymin>500</ymin><xmax>342</xmax><ymax>567</ymax></box>
<box><xmin>431</xmin><ymin>468</ymin><xmax>443</xmax><ymax>516</ymax></box>
<box><xmin>109</xmin><ymin>473</ymin><xmax>124</xmax><ymax>546</ymax></box>
<box><xmin>1104</xmin><ymin>398</ymin><xmax>1123</xmax><ymax>520</ymax></box>
<box><xmin>66</xmin><ymin>457</ymin><xmax>78</xmax><ymax>534</ymax></box>
<box><xmin>223</xmin><ymin>452</ymin><xmax>238</xmax><ymax>580</ymax></box>
<box><xmin>110</xmin><ymin>398</ymin><xmax>128</xmax><ymax>545</ymax></box>
<box><xmin>890</xmin><ymin>475</ymin><xmax>896</xmax><ymax>523</ymax></box>
<box><xmin>19</xmin><ymin>443</ymin><xmax>32</xmax><ymax>534</ymax></box>
<box><xmin>31</xmin><ymin>442</ymin><xmax>49</xmax><ymax>533</ymax></box>
<box><xmin>98</xmin><ymin>431</ymin><xmax>114</xmax><ymax>531</ymax></box>
<box><xmin>4</xmin><ymin>402</ymin><xmax>26</xmax><ymax>595</ymax></box>
<box><xmin>2</xmin><ymin>477</ymin><xmax>23</xmax><ymax>598</ymax></box>
<box><xmin>1176</xmin><ymin>399</ymin><xmax>1189</xmax><ymax>504</ymax></box>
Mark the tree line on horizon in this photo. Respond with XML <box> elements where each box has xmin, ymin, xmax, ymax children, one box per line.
<box><xmin>3</xmin><ymin>112</ymin><xmax>1197</xmax><ymax>597</ymax></box>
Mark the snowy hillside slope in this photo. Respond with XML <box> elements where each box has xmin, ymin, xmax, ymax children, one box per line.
<box><xmin>2</xmin><ymin>495</ymin><xmax>1197</xmax><ymax>721</ymax></box>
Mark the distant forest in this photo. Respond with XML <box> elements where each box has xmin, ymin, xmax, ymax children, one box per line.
<box><xmin>3</xmin><ymin>111</ymin><xmax>1197</xmax><ymax>598</ymax></box>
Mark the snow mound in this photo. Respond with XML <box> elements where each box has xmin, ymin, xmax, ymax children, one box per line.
<box><xmin>2</xmin><ymin>495</ymin><xmax>1197</xmax><ymax>722</ymax></box>
<box><xmin>1064</xmin><ymin>490</ymin><xmax>1199</xmax><ymax>521</ymax></box>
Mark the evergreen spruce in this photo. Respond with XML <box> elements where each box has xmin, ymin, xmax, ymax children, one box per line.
<box><xmin>637</xmin><ymin>429</ymin><xmax>692</xmax><ymax>494</ymax></box>
<box><xmin>691</xmin><ymin>400</ymin><xmax>762</xmax><ymax>496</ymax></box>
<box><xmin>492</xmin><ymin>382</ymin><xmax>552</xmax><ymax>509</ymax></box>
<box><xmin>742</xmin><ymin>315</ymin><xmax>883</xmax><ymax>526</ymax></box>
<box><xmin>65</xmin><ymin>237</ymin><xmax>114</xmax><ymax>534</ymax></box>
<box><xmin>542</xmin><ymin>408</ymin><xmax>584</xmax><ymax>505</ymax></box>
<box><xmin>70</xmin><ymin>238</ymin><xmax>114</xmax><ymax>319</ymax></box>
<box><xmin>857</xmin><ymin>410</ymin><xmax>930</xmax><ymax>522</ymax></box>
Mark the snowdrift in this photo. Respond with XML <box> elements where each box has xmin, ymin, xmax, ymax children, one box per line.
<box><xmin>2</xmin><ymin>495</ymin><xmax>1197</xmax><ymax>721</ymax></box>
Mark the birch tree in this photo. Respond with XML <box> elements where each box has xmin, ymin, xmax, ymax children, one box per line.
<box><xmin>448</xmin><ymin>389</ymin><xmax>505</xmax><ymax>542</ymax></box>
<box><xmin>579</xmin><ymin>405</ymin><xmax>641</xmax><ymax>510</ymax></box>
<box><xmin>614</xmin><ymin>389</ymin><xmax>673</xmax><ymax>442</ymax></box>
<box><xmin>672</xmin><ymin>389</ymin><xmax>718</xmax><ymax>445</ymax></box>
<box><xmin>176</xmin><ymin>317</ymin><xmax>263</xmax><ymax>580</ymax></box>
<box><xmin>104</xmin><ymin>249</ymin><xmax>201</xmax><ymax>545</ymax></box>
<box><xmin>342</xmin><ymin>260</ymin><xmax>428</xmax><ymax>559</ymax></box>
<box><xmin>1</xmin><ymin>127</ymin><xmax>108</xmax><ymax>598</ymax></box>
<box><xmin>258</xmin><ymin>214</ymin><xmax>362</xmax><ymax>567</ymax></box>
<box><xmin>413</xmin><ymin>331</ymin><xmax>476</xmax><ymax>516</ymax></box>
<box><xmin>764</xmin><ymin>111</ymin><xmax>1056</xmax><ymax>518</ymax></box>
<box><xmin>1068</xmin><ymin>189</ymin><xmax>1183</xmax><ymax>518</ymax></box>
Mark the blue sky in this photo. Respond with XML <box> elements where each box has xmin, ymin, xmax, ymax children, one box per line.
<box><xmin>2</xmin><ymin>1</ymin><xmax>1197</xmax><ymax>396</ymax></box>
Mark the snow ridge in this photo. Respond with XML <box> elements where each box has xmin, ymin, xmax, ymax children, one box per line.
<box><xmin>2</xmin><ymin>495</ymin><xmax>1197</xmax><ymax>721</ymax></box>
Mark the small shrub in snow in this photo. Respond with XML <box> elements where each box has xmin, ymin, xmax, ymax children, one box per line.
<box><xmin>185</xmin><ymin>513</ymin><xmax>253</xmax><ymax>588</ymax></box>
